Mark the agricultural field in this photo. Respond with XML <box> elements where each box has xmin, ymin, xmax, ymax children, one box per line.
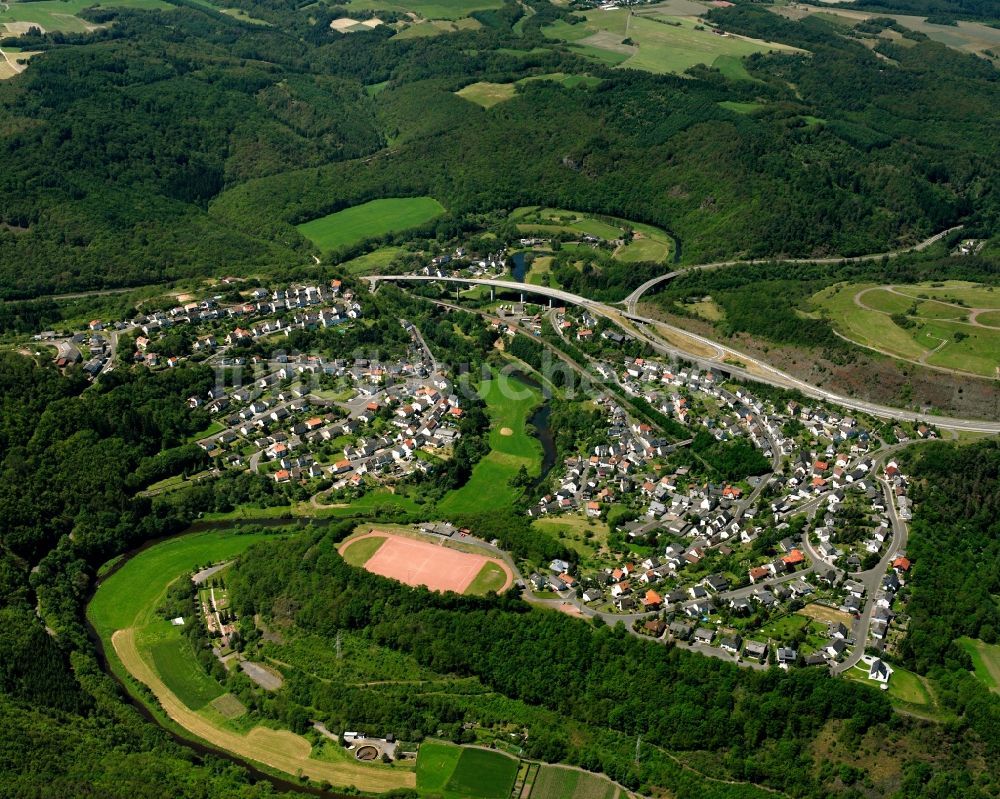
<box><xmin>531</xmin><ymin>764</ymin><xmax>620</xmax><ymax>799</ymax></box>
<box><xmin>542</xmin><ymin>7</ymin><xmax>802</xmax><ymax>76</ymax></box>
<box><xmin>417</xmin><ymin>742</ymin><xmax>518</xmax><ymax>799</ymax></box>
<box><xmin>345</xmin><ymin>0</ymin><xmax>501</xmax><ymax>21</ymax></box>
<box><xmin>89</xmin><ymin>529</ymin><xmax>416</xmax><ymax>791</ymax></box>
<box><xmin>415</xmin><ymin>741</ymin><xmax>464</xmax><ymax>793</ymax></box>
<box><xmin>0</xmin><ymin>46</ymin><xmax>39</xmax><ymax>80</ymax></box>
<box><xmin>456</xmin><ymin>73</ymin><xmax>602</xmax><ymax>108</ymax></box>
<box><xmin>957</xmin><ymin>637</ymin><xmax>1000</xmax><ymax>693</ymax></box>
<box><xmin>392</xmin><ymin>16</ymin><xmax>480</xmax><ymax>37</ymax></box>
<box><xmin>511</xmin><ymin>207</ymin><xmax>673</xmax><ymax>262</ymax></box>
<box><xmin>809</xmin><ymin>281</ymin><xmax>1000</xmax><ymax>378</ymax></box>
<box><xmin>774</xmin><ymin>3</ymin><xmax>1000</xmax><ymax>65</ymax></box>
<box><xmin>0</xmin><ymin>0</ymin><xmax>170</xmax><ymax>33</ymax></box>
<box><xmin>296</xmin><ymin>197</ymin><xmax>445</xmax><ymax>251</ymax></box>
<box><xmin>455</xmin><ymin>81</ymin><xmax>517</xmax><ymax>108</ymax></box>
<box><xmin>438</xmin><ymin>371</ymin><xmax>543</xmax><ymax>515</ymax></box>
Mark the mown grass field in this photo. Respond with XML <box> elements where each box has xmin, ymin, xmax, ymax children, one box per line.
<box><xmin>296</xmin><ymin>197</ymin><xmax>445</xmax><ymax>251</ymax></box>
<box><xmin>445</xmin><ymin>747</ymin><xmax>519</xmax><ymax>799</ymax></box>
<box><xmin>456</xmin><ymin>73</ymin><xmax>602</xmax><ymax>108</ymax></box>
<box><xmin>543</xmin><ymin>9</ymin><xmax>801</xmax><ymax>76</ymax></box>
<box><xmin>89</xmin><ymin>531</ymin><xmax>277</xmax><ymax>636</ymax></box>
<box><xmin>511</xmin><ymin>207</ymin><xmax>672</xmax><ymax>262</ymax></box>
<box><xmin>0</xmin><ymin>0</ymin><xmax>170</xmax><ymax>33</ymax></box>
<box><xmin>957</xmin><ymin>636</ymin><xmax>1000</xmax><ymax>693</ymax></box>
<box><xmin>465</xmin><ymin>561</ymin><xmax>509</xmax><ymax>595</ymax></box>
<box><xmin>346</xmin><ymin>0</ymin><xmax>501</xmax><ymax>21</ymax></box>
<box><xmin>456</xmin><ymin>81</ymin><xmax>517</xmax><ymax>107</ymax></box>
<box><xmin>416</xmin><ymin>741</ymin><xmax>464</xmax><ymax>793</ymax></box>
<box><xmin>340</xmin><ymin>533</ymin><xmax>386</xmax><ymax>566</ymax></box>
<box><xmin>90</xmin><ymin>530</ymin><xmax>416</xmax><ymax>791</ymax></box>
<box><xmin>810</xmin><ymin>281</ymin><xmax>1000</xmax><ymax>378</ymax></box>
<box><xmin>531</xmin><ymin>764</ymin><xmax>619</xmax><ymax>799</ymax></box>
<box><xmin>149</xmin><ymin>636</ymin><xmax>224</xmax><ymax>710</ymax></box>
<box><xmin>437</xmin><ymin>371</ymin><xmax>543</xmax><ymax>516</ymax></box>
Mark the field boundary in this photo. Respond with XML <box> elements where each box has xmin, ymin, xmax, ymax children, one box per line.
<box><xmin>339</xmin><ymin>530</ymin><xmax>514</xmax><ymax>594</ymax></box>
<box><xmin>112</xmin><ymin>628</ymin><xmax>415</xmax><ymax>791</ymax></box>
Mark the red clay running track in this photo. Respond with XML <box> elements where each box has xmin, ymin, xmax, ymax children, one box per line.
<box><xmin>339</xmin><ymin>531</ymin><xmax>514</xmax><ymax>594</ymax></box>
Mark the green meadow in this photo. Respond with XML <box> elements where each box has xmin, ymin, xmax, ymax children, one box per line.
<box><xmin>512</xmin><ymin>207</ymin><xmax>672</xmax><ymax>262</ymax></box>
<box><xmin>810</xmin><ymin>281</ymin><xmax>1000</xmax><ymax>378</ymax></box>
<box><xmin>543</xmin><ymin>9</ymin><xmax>801</xmax><ymax>76</ymax></box>
<box><xmin>456</xmin><ymin>73</ymin><xmax>602</xmax><ymax>108</ymax></box>
<box><xmin>0</xmin><ymin>0</ymin><xmax>170</xmax><ymax>33</ymax></box>
<box><xmin>438</xmin><ymin>371</ymin><xmax>543</xmax><ymax>516</ymax></box>
<box><xmin>88</xmin><ymin>530</ymin><xmax>281</xmax><ymax>716</ymax></box>
<box><xmin>296</xmin><ymin>197</ymin><xmax>445</xmax><ymax>251</ymax></box>
<box><xmin>346</xmin><ymin>0</ymin><xmax>501</xmax><ymax>21</ymax></box>
<box><xmin>416</xmin><ymin>741</ymin><xmax>518</xmax><ymax>799</ymax></box>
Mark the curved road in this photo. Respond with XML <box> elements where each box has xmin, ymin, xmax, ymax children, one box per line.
<box><xmin>365</xmin><ymin>274</ymin><xmax>1000</xmax><ymax>433</ymax></box>
<box><xmin>622</xmin><ymin>225</ymin><xmax>963</xmax><ymax>314</ymax></box>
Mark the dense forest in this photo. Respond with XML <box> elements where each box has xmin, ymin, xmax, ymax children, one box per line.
<box><xmin>0</xmin><ymin>0</ymin><xmax>998</xmax><ymax>795</ymax></box>
<box><xmin>0</xmin><ymin>0</ymin><xmax>997</xmax><ymax>298</ymax></box>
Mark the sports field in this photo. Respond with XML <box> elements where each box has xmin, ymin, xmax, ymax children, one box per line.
<box><xmin>511</xmin><ymin>207</ymin><xmax>673</xmax><ymax>263</ymax></box>
<box><xmin>810</xmin><ymin>281</ymin><xmax>1000</xmax><ymax>378</ymax></box>
<box><xmin>339</xmin><ymin>531</ymin><xmax>514</xmax><ymax>594</ymax></box>
<box><xmin>416</xmin><ymin>741</ymin><xmax>518</xmax><ymax>799</ymax></box>
<box><xmin>543</xmin><ymin>8</ymin><xmax>801</xmax><ymax>76</ymax></box>
<box><xmin>296</xmin><ymin>197</ymin><xmax>445</xmax><ymax>251</ymax></box>
<box><xmin>437</xmin><ymin>371</ymin><xmax>543</xmax><ymax>515</ymax></box>
<box><xmin>0</xmin><ymin>0</ymin><xmax>170</xmax><ymax>33</ymax></box>
<box><xmin>346</xmin><ymin>0</ymin><xmax>502</xmax><ymax>21</ymax></box>
<box><xmin>88</xmin><ymin>530</ymin><xmax>416</xmax><ymax>792</ymax></box>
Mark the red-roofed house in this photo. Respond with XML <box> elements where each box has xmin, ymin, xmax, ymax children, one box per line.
<box><xmin>893</xmin><ymin>556</ymin><xmax>911</xmax><ymax>572</ymax></box>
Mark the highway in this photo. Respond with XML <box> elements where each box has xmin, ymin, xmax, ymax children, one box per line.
<box><xmin>364</xmin><ymin>274</ymin><xmax>1000</xmax><ymax>433</ymax></box>
<box><xmin>622</xmin><ymin>225</ymin><xmax>963</xmax><ymax>314</ymax></box>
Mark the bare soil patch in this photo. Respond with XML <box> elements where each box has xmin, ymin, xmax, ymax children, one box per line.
<box><xmin>339</xmin><ymin>531</ymin><xmax>513</xmax><ymax>594</ymax></box>
<box><xmin>637</xmin><ymin>301</ymin><xmax>1000</xmax><ymax>421</ymax></box>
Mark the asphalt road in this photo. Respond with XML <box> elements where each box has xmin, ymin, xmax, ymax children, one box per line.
<box><xmin>622</xmin><ymin>225</ymin><xmax>963</xmax><ymax>313</ymax></box>
<box><xmin>365</xmin><ymin>274</ymin><xmax>1000</xmax><ymax>433</ymax></box>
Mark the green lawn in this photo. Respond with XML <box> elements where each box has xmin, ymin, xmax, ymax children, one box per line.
<box><xmin>437</xmin><ymin>371</ymin><xmax>543</xmax><ymax>516</ymax></box>
<box><xmin>886</xmin><ymin>666</ymin><xmax>935</xmax><ymax>706</ymax></box>
<box><xmin>465</xmin><ymin>561</ymin><xmax>509</xmax><ymax>595</ymax></box>
<box><xmin>543</xmin><ymin>11</ymin><xmax>801</xmax><ymax>76</ymax></box>
<box><xmin>149</xmin><ymin>635</ymin><xmax>224</xmax><ymax>710</ymax></box>
<box><xmin>456</xmin><ymin>74</ymin><xmax>600</xmax><ymax>109</ymax></box>
<box><xmin>456</xmin><ymin>81</ymin><xmax>517</xmax><ymax>108</ymax></box>
<box><xmin>957</xmin><ymin>637</ymin><xmax>1000</xmax><ymax>692</ymax></box>
<box><xmin>338</xmin><ymin>246</ymin><xmax>407</xmax><ymax>274</ymax></box>
<box><xmin>718</xmin><ymin>100</ymin><xmax>764</xmax><ymax>115</ymax></box>
<box><xmin>89</xmin><ymin>530</ymin><xmax>279</xmax><ymax>637</ymax></box>
<box><xmin>0</xmin><ymin>0</ymin><xmax>170</xmax><ymax>32</ymax></box>
<box><xmin>88</xmin><ymin>531</ymin><xmax>281</xmax><ymax>718</ymax></box>
<box><xmin>345</xmin><ymin>0</ymin><xmax>501</xmax><ymax>21</ymax></box>
<box><xmin>416</xmin><ymin>741</ymin><xmax>464</xmax><ymax>793</ymax></box>
<box><xmin>296</xmin><ymin>197</ymin><xmax>445</xmax><ymax>251</ymax></box>
<box><xmin>511</xmin><ymin>207</ymin><xmax>672</xmax><ymax>262</ymax></box>
<box><xmin>341</xmin><ymin>534</ymin><xmax>387</xmax><ymax>566</ymax></box>
<box><xmin>531</xmin><ymin>764</ymin><xmax>618</xmax><ymax>799</ymax></box>
<box><xmin>810</xmin><ymin>281</ymin><xmax>1000</xmax><ymax>377</ymax></box>
<box><xmin>445</xmin><ymin>747</ymin><xmax>518</xmax><ymax>799</ymax></box>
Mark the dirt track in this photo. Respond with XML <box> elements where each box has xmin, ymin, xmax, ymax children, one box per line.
<box><xmin>111</xmin><ymin>628</ymin><xmax>414</xmax><ymax>791</ymax></box>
